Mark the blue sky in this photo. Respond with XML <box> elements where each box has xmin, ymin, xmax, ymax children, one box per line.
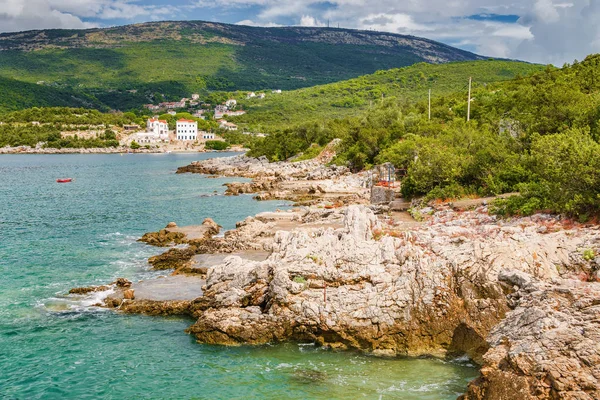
<box><xmin>1</xmin><ymin>0</ymin><xmax>599</xmax><ymax>65</ymax></box>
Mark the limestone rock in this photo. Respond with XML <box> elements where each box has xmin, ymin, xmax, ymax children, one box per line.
<box><xmin>138</xmin><ymin>229</ymin><xmax>186</xmax><ymax>247</ymax></box>
<box><xmin>462</xmin><ymin>277</ymin><xmax>600</xmax><ymax>400</ymax></box>
<box><xmin>114</xmin><ymin>278</ymin><xmax>132</xmax><ymax>288</ymax></box>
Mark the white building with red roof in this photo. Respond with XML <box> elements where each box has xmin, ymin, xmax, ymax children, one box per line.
<box><xmin>146</xmin><ymin>117</ymin><xmax>170</xmax><ymax>142</ymax></box>
<box><xmin>176</xmin><ymin>119</ymin><xmax>198</xmax><ymax>141</ymax></box>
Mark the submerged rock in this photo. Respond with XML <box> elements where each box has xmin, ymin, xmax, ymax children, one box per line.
<box><xmin>69</xmin><ymin>285</ymin><xmax>110</xmax><ymax>294</ymax></box>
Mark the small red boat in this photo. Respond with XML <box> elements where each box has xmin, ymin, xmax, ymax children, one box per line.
<box><xmin>56</xmin><ymin>178</ymin><xmax>73</xmax><ymax>183</ymax></box>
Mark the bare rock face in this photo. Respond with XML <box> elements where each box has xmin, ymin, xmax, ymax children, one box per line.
<box><xmin>201</xmin><ymin>218</ymin><xmax>220</xmax><ymax>237</ymax></box>
<box><xmin>148</xmin><ymin>247</ymin><xmax>197</xmax><ymax>270</ymax></box>
<box><xmin>187</xmin><ymin>204</ymin><xmax>600</xmax><ymax>378</ymax></box>
<box><xmin>462</xmin><ymin>272</ymin><xmax>600</xmax><ymax>400</ymax></box>
<box><xmin>138</xmin><ymin>229</ymin><xmax>186</xmax><ymax>247</ymax></box>
<box><xmin>188</xmin><ymin>206</ymin><xmax>498</xmax><ymax>358</ymax></box>
<box><xmin>114</xmin><ymin>278</ymin><xmax>132</xmax><ymax>288</ymax></box>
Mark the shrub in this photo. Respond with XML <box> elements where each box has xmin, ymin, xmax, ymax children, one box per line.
<box><xmin>204</xmin><ymin>140</ymin><xmax>229</xmax><ymax>150</ymax></box>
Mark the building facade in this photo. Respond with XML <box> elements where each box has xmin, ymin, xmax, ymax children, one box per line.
<box><xmin>146</xmin><ymin>118</ymin><xmax>170</xmax><ymax>141</ymax></box>
<box><xmin>199</xmin><ymin>131</ymin><xmax>215</xmax><ymax>140</ymax></box>
<box><xmin>176</xmin><ymin>119</ymin><xmax>198</xmax><ymax>141</ymax></box>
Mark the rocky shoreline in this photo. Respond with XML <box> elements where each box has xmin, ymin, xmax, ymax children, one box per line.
<box><xmin>0</xmin><ymin>145</ymin><xmax>248</xmax><ymax>155</ymax></box>
<box><xmin>70</xmin><ymin>151</ymin><xmax>600</xmax><ymax>399</ymax></box>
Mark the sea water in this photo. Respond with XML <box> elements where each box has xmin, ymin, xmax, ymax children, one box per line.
<box><xmin>0</xmin><ymin>153</ymin><xmax>477</xmax><ymax>399</ymax></box>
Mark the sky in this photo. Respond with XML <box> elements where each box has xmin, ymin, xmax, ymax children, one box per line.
<box><xmin>1</xmin><ymin>0</ymin><xmax>599</xmax><ymax>65</ymax></box>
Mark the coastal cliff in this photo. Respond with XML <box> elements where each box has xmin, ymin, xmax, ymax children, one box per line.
<box><xmin>72</xmin><ymin>154</ymin><xmax>600</xmax><ymax>399</ymax></box>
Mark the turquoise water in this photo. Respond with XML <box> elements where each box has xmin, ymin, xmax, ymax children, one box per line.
<box><xmin>0</xmin><ymin>153</ymin><xmax>477</xmax><ymax>399</ymax></box>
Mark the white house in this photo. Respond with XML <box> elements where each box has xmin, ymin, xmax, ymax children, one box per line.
<box><xmin>247</xmin><ymin>92</ymin><xmax>256</xmax><ymax>99</ymax></box>
<box><xmin>225</xmin><ymin>99</ymin><xmax>237</xmax><ymax>108</ymax></box>
<box><xmin>199</xmin><ymin>131</ymin><xmax>215</xmax><ymax>140</ymax></box>
<box><xmin>146</xmin><ymin>117</ymin><xmax>169</xmax><ymax>141</ymax></box>
<box><xmin>134</xmin><ymin>132</ymin><xmax>161</xmax><ymax>144</ymax></box>
<box><xmin>257</xmin><ymin>93</ymin><xmax>266</xmax><ymax>99</ymax></box>
<box><xmin>272</xmin><ymin>89</ymin><xmax>282</xmax><ymax>94</ymax></box>
<box><xmin>214</xmin><ymin>105</ymin><xmax>228</xmax><ymax>119</ymax></box>
<box><xmin>176</xmin><ymin>119</ymin><xmax>198</xmax><ymax>141</ymax></box>
<box><xmin>219</xmin><ymin>120</ymin><xmax>238</xmax><ymax>131</ymax></box>
<box><xmin>192</xmin><ymin>94</ymin><xmax>200</xmax><ymax>100</ymax></box>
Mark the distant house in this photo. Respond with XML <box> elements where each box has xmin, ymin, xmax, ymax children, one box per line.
<box><xmin>193</xmin><ymin>110</ymin><xmax>207</xmax><ymax>119</ymax></box>
<box><xmin>176</xmin><ymin>119</ymin><xmax>198</xmax><ymax>141</ymax></box>
<box><xmin>272</xmin><ymin>89</ymin><xmax>282</xmax><ymax>94</ymax></box>
<box><xmin>167</xmin><ymin>111</ymin><xmax>177</xmax><ymax>116</ymax></box>
<box><xmin>192</xmin><ymin>94</ymin><xmax>200</xmax><ymax>100</ymax></box>
<box><xmin>144</xmin><ymin>104</ymin><xmax>161</xmax><ymax>112</ymax></box>
<box><xmin>199</xmin><ymin>131</ymin><xmax>215</xmax><ymax>140</ymax></box>
<box><xmin>123</xmin><ymin>124</ymin><xmax>141</xmax><ymax>131</ymax></box>
<box><xmin>147</xmin><ymin>117</ymin><xmax>169</xmax><ymax>141</ymax></box>
<box><xmin>225</xmin><ymin>99</ymin><xmax>237</xmax><ymax>108</ymax></box>
<box><xmin>247</xmin><ymin>92</ymin><xmax>256</xmax><ymax>99</ymax></box>
<box><xmin>219</xmin><ymin>120</ymin><xmax>238</xmax><ymax>131</ymax></box>
<box><xmin>134</xmin><ymin>132</ymin><xmax>161</xmax><ymax>144</ymax></box>
<box><xmin>159</xmin><ymin>100</ymin><xmax>185</xmax><ymax>110</ymax></box>
<box><xmin>257</xmin><ymin>93</ymin><xmax>266</xmax><ymax>99</ymax></box>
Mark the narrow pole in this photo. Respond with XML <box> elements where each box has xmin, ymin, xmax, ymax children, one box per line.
<box><xmin>428</xmin><ymin>89</ymin><xmax>431</xmax><ymax>121</ymax></box>
<box><xmin>467</xmin><ymin>77</ymin><xmax>472</xmax><ymax>122</ymax></box>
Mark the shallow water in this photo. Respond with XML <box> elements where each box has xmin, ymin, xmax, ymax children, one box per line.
<box><xmin>0</xmin><ymin>153</ymin><xmax>477</xmax><ymax>399</ymax></box>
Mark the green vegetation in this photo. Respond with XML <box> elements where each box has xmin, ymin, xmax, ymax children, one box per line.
<box><xmin>583</xmin><ymin>249</ymin><xmax>596</xmax><ymax>261</ymax></box>
<box><xmin>249</xmin><ymin>54</ymin><xmax>600</xmax><ymax>218</ymax></box>
<box><xmin>204</xmin><ymin>140</ymin><xmax>230</xmax><ymax>150</ymax></box>
<box><xmin>0</xmin><ymin>21</ymin><xmax>483</xmax><ymax>111</ymax></box>
<box><xmin>233</xmin><ymin>60</ymin><xmax>543</xmax><ymax>130</ymax></box>
<box><xmin>0</xmin><ymin>77</ymin><xmax>107</xmax><ymax>113</ymax></box>
<box><xmin>130</xmin><ymin>141</ymin><xmax>141</xmax><ymax>150</ymax></box>
<box><xmin>0</xmin><ymin>107</ymin><xmax>136</xmax><ymax>148</ymax></box>
<box><xmin>293</xmin><ymin>144</ymin><xmax>324</xmax><ymax>162</ymax></box>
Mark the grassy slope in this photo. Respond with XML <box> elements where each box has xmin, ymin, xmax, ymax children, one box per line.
<box><xmin>0</xmin><ymin>43</ymin><xmax>236</xmax><ymax>89</ymax></box>
<box><xmin>0</xmin><ymin>21</ymin><xmax>485</xmax><ymax>111</ymax></box>
<box><xmin>231</xmin><ymin>60</ymin><xmax>545</xmax><ymax>130</ymax></box>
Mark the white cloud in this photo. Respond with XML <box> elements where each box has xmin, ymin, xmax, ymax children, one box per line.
<box><xmin>236</xmin><ymin>19</ymin><xmax>282</xmax><ymax>27</ymax></box>
<box><xmin>359</xmin><ymin>13</ymin><xmax>432</xmax><ymax>33</ymax></box>
<box><xmin>533</xmin><ymin>0</ymin><xmax>560</xmax><ymax>22</ymax></box>
<box><xmin>0</xmin><ymin>0</ymin><xmax>95</xmax><ymax>32</ymax></box>
<box><xmin>299</xmin><ymin>15</ymin><xmax>324</xmax><ymax>27</ymax></box>
<box><xmin>0</xmin><ymin>0</ymin><xmax>178</xmax><ymax>33</ymax></box>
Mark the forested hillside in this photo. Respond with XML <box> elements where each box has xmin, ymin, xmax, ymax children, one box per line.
<box><xmin>0</xmin><ymin>77</ymin><xmax>107</xmax><ymax>113</ymax></box>
<box><xmin>248</xmin><ymin>54</ymin><xmax>600</xmax><ymax>219</ymax></box>
<box><xmin>0</xmin><ymin>21</ymin><xmax>483</xmax><ymax>111</ymax></box>
<box><xmin>233</xmin><ymin>60</ymin><xmax>544</xmax><ymax>130</ymax></box>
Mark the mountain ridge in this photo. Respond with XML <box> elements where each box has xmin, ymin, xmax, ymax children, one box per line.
<box><xmin>0</xmin><ymin>20</ymin><xmax>484</xmax><ymax>64</ymax></box>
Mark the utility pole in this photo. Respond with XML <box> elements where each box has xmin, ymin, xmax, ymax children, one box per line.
<box><xmin>467</xmin><ymin>77</ymin><xmax>472</xmax><ymax>122</ymax></box>
<box><xmin>428</xmin><ymin>89</ymin><xmax>431</xmax><ymax>121</ymax></box>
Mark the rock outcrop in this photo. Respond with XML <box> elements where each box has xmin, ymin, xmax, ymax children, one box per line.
<box><xmin>461</xmin><ymin>271</ymin><xmax>600</xmax><ymax>400</ymax></box>
<box><xmin>186</xmin><ymin>205</ymin><xmax>600</xmax><ymax>369</ymax></box>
